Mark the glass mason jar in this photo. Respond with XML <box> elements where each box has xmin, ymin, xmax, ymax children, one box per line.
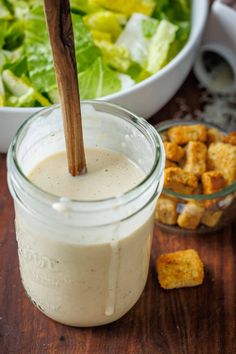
<box><xmin>7</xmin><ymin>101</ymin><xmax>165</xmax><ymax>327</ymax></box>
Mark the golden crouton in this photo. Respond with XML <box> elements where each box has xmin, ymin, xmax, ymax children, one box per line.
<box><xmin>164</xmin><ymin>167</ymin><xmax>198</xmax><ymax>194</ymax></box>
<box><xmin>167</xmin><ymin>124</ymin><xmax>207</xmax><ymax>145</ymax></box>
<box><xmin>207</xmin><ymin>127</ymin><xmax>224</xmax><ymax>144</ymax></box>
<box><xmin>223</xmin><ymin>132</ymin><xmax>236</xmax><ymax>145</ymax></box>
<box><xmin>183</xmin><ymin>141</ymin><xmax>207</xmax><ymax>177</ymax></box>
<box><xmin>165</xmin><ymin>160</ymin><xmax>177</xmax><ymax>169</ymax></box>
<box><xmin>177</xmin><ymin>202</ymin><xmax>204</xmax><ymax>229</ymax></box>
<box><xmin>207</xmin><ymin>142</ymin><xmax>236</xmax><ymax>185</ymax></box>
<box><xmin>164</xmin><ymin>142</ymin><xmax>185</xmax><ymax>162</ymax></box>
<box><xmin>202</xmin><ymin>171</ymin><xmax>226</xmax><ymax>195</ymax></box>
<box><xmin>155</xmin><ymin>196</ymin><xmax>177</xmax><ymax>225</ymax></box>
<box><xmin>201</xmin><ymin>210</ymin><xmax>222</xmax><ymax>227</ymax></box>
<box><xmin>156</xmin><ymin>249</ymin><xmax>204</xmax><ymax>289</ymax></box>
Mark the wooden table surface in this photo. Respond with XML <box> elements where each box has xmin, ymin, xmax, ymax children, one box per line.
<box><xmin>1</xmin><ymin>72</ymin><xmax>236</xmax><ymax>354</ymax></box>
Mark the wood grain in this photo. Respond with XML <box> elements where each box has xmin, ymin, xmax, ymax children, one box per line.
<box><xmin>1</xmin><ymin>73</ymin><xmax>236</xmax><ymax>354</ymax></box>
<box><xmin>43</xmin><ymin>0</ymin><xmax>86</xmax><ymax>176</ymax></box>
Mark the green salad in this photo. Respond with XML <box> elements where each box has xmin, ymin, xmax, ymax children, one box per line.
<box><xmin>0</xmin><ymin>0</ymin><xmax>190</xmax><ymax>107</ymax></box>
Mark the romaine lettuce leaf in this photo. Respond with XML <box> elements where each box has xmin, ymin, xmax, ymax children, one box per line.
<box><xmin>94</xmin><ymin>40</ymin><xmax>131</xmax><ymax>72</ymax></box>
<box><xmin>24</xmin><ymin>40</ymin><xmax>57</xmax><ymax>94</ymax></box>
<box><xmin>0</xmin><ymin>52</ymin><xmax>7</xmax><ymax>71</ymax></box>
<box><xmin>116</xmin><ymin>13</ymin><xmax>158</xmax><ymax>68</ymax></box>
<box><xmin>7</xmin><ymin>88</ymin><xmax>35</xmax><ymax>107</ymax></box>
<box><xmin>142</xmin><ymin>17</ymin><xmax>159</xmax><ymax>38</ymax></box>
<box><xmin>163</xmin><ymin>21</ymin><xmax>190</xmax><ymax>65</ymax></box>
<box><xmin>90</xmin><ymin>0</ymin><xmax>155</xmax><ymax>16</ymax></box>
<box><xmin>2</xmin><ymin>47</ymin><xmax>24</xmax><ymax>67</ymax></box>
<box><xmin>3</xmin><ymin>55</ymin><xmax>28</xmax><ymax>77</ymax></box>
<box><xmin>23</xmin><ymin>5</ymin><xmax>56</xmax><ymax>92</ymax></box>
<box><xmin>0</xmin><ymin>2</ymin><xmax>13</xmax><ymax>20</ymax></box>
<box><xmin>72</xmin><ymin>13</ymin><xmax>101</xmax><ymax>71</ymax></box>
<box><xmin>78</xmin><ymin>57</ymin><xmax>121</xmax><ymax>98</ymax></box>
<box><xmin>2</xmin><ymin>0</ymin><xmax>14</xmax><ymax>16</ymax></box>
<box><xmin>2</xmin><ymin>69</ymin><xmax>50</xmax><ymax>106</ymax></box>
<box><xmin>91</xmin><ymin>30</ymin><xmax>112</xmax><ymax>42</ymax></box>
<box><xmin>70</xmin><ymin>0</ymin><xmax>102</xmax><ymax>15</ymax></box>
<box><xmin>3</xmin><ymin>21</ymin><xmax>25</xmax><ymax>51</ymax></box>
<box><xmin>24</xmin><ymin>5</ymin><xmax>101</xmax><ymax>94</ymax></box>
<box><xmin>147</xmin><ymin>19</ymin><xmax>177</xmax><ymax>73</ymax></box>
<box><xmin>83</xmin><ymin>11</ymin><xmax>125</xmax><ymax>41</ymax></box>
<box><xmin>0</xmin><ymin>22</ymin><xmax>7</xmax><ymax>50</ymax></box>
<box><xmin>9</xmin><ymin>0</ymin><xmax>30</xmax><ymax>20</ymax></box>
<box><xmin>153</xmin><ymin>0</ymin><xmax>190</xmax><ymax>22</ymax></box>
<box><xmin>153</xmin><ymin>0</ymin><xmax>169</xmax><ymax>13</ymax></box>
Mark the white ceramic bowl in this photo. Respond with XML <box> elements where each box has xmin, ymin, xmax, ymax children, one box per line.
<box><xmin>0</xmin><ymin>0</ymin><xmax>208</xmax><ymax>153</ymax></box>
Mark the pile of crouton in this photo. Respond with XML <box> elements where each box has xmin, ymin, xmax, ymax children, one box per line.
<box><xmin>156</xmin><ymin>124</ymin><xmax>236</xmax><ymax>230</ymax></box>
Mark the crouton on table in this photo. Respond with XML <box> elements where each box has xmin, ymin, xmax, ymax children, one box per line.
<box><xmin>156</xmin><ymin>249</ymin><xmax>204</xmax><ymax>289</ymax></box>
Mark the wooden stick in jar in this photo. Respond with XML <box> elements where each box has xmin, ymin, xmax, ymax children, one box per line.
<box><xmin>43</xmin><ymin>0</ymin><xmax>87</xmax><ymax>176</ymax></box>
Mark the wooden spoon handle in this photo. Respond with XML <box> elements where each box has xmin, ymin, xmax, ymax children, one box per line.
<box><xmin>44</xmin><ymin>0</ymin><xmax>86</xmax><ymax>176</ymax></box>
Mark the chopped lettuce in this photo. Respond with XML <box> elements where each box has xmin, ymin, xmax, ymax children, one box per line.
<box><xmin>70</xmin><ymin>0</ymin><xmax>102</xmax><ymax>14</ymax></box>
<box><xmin>152</xmin><ymin>0</ymin><xmax>190</xmax><ymax>22</ymax></box>
<box><xmin>3</xmin><ymin>56</ymin><xmax>27</xmax><ymax>77</ymax></box>
<box><xmin>164</xmin><ymin>20</ymin><xmax>190</xmax><ymax>64</ymax></box>
<box><xmin>3</xmin><ymin>21</ymin><xmax>25</xmax><ymax>51</ymax></box>
<box><xmin>147</xmin><ymin>19</ymin><xmax>178</xmax><ymax>73</ymax></box>
<box><xmin>24</xmin><ymin>6</ymin><xmax>100</xmax><ymax>93</ymax></box>
<box><xmin>0</xmin><ymin>52</ymin><xmax>6</xmax><ymax>70</ymax></box>
<box><xmin>0</xmin><ymin>3</ymin><xmax>13</xmax><ymax>20</ymax></box>
<box><xmin>78</xmin><ymin>57</ymin><xmax>122</xmax><ymax>99</ymax></box>
<box><xmin>142</xmin><ymin>17</ymin><xmax>159</xmax><ymax>38</ymax></box>
<box><xmin>23</xmin><ymin>5</ymin><xmax>56</xmax><ymax>93</ymax></box>
<box><xmin>0</xmin><ymin>0</ymin><xmax>191</xmax><ymax>107</ymax></box>
<box><xmin>91</xmin><ymin>30</ymin><xmax>112</xmax><ymax>42</ymax></box>
<box><xmin>72</xmin><ymin>13</ymin><xmax>101</xmax><ymax>71</ymax></box>
<box><xmin>84</xmin><ymin>11</ymin><xmax>126</xmax><ymax>41</ymax></box>
<box><xmin>91</xmin><ymin>0</ymin><xmax>155</xmax><ymax>16</ymax></box>
<box><xmin>117</xmin><ymin>13</ymin><xmax>158</xmax><ymax>68</ymax></box>
<box><xmin>94</xmin><ymin>40</ymin><xmax>131</xmax><ymax>72</ymax></box>
<box><xmin>2</xmin><ymin>69</ymin><xmax>50</xmax><ymax>106</ymax></box>
<box><xmin>0</xmin><ymin>22</ymin><xmax>7</xmax><ymax>50</ymax></box>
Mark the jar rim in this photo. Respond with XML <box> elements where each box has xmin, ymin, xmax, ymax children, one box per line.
<box><xmin>9</xmin><ymin>100</ymin><xmax>165</xmax><ymax>208</ymax></box>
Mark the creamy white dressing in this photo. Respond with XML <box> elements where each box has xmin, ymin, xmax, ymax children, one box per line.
<box><xmin>28</xmin><ymin>148</ymin><xmax>145</xmax><ymax>200</ymax></box>
<box><xmin>16</xmin><ymin>148</ymin><xmax>154</xmax><ymax>326</ymax></box>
